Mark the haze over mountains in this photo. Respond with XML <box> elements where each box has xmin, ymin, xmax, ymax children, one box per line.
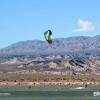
<box><xmin>0</xmin><ymin>35</ymin><xmax>100</xmax><ymax>56</ymax></box>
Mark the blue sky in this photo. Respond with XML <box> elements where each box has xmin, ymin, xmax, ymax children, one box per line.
<box><xmin>0</xmin><ymin>0</ymin><xmax>100</xmax><ymax>48</ymax></box>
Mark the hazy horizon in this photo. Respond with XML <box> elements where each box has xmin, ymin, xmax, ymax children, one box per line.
<box><xmin>0</xmin><ymin>35</ymin><xmax>100</xmax><ymax>49</ymax></box>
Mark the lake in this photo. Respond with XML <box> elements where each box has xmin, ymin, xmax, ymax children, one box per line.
<box><xmin>0</xmin><ymin>85</ymin><xmax>100</xmax><ymax>100</ymax></box>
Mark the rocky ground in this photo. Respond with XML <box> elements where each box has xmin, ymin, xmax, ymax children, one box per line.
<box><xmin>0</xmin><ymin>54</ymin><xmax>99</xmax><ymax>76</ymax></box>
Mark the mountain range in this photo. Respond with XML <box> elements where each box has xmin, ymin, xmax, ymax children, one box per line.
<box><xmin>0</xmin><ymin>35</ymin><xmax>99</xmax><ymax>75</ymax></box>
<box><xmin>0</xmin><ymin>35</ymin><xmax>100</xmax><ymax>56</ymax></box>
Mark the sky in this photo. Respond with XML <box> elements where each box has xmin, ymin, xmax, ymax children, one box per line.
<box><xmin>0</xmin><ymin>0</ymin><xmax>100</xmax><ymax>48</ymax></box>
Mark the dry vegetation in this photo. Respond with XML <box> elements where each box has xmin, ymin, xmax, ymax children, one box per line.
<box><xmin>0</xmin><ymin>73</ymin><xmax>100</xmax><ymax>82</ymax></box>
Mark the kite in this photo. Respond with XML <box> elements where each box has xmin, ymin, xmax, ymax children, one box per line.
<box><xmin>44</xmin><ymin>30</ymin><xmax>52</xmax><ymax>44</ymax></box>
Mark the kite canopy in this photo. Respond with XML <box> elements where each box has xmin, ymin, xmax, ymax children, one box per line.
<box><xmin>44</xmin><ymin>30</ymin><xmax>52</xmax><ymax>44</ymax></box>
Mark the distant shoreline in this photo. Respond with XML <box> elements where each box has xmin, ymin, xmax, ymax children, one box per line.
<box><xmin>0</xmin><ymin>81</ymin><xmax>100</xmax><ymax>86</ymax></box>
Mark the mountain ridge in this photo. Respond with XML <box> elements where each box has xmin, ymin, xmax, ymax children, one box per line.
<box><xmin>0</xmin><ymin>35</ymin><xmax>100</xmax><ymax>55</ymax></box>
